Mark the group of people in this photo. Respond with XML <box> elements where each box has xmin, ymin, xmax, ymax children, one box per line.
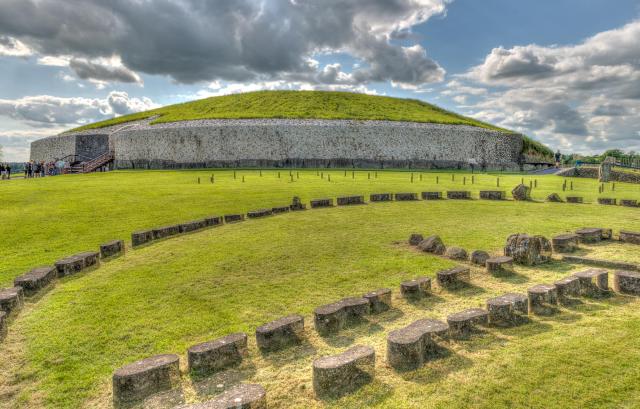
<box><xmin>0</xmin><ymin>163</ymin><xmax>12</xmax><ymax>179</ymax></box>
<box><xmin>22</xmin><ymin>160</ymin><xmax>68</xmax><ymax>178</ymax></box>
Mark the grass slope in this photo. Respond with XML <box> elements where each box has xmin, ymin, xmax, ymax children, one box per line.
<box><xmin>2</xmin><ymin>170</ymin><xmax>640</xmax><ymax>408</ymax></box>
<box><xmin>68</xmin><ymin>91</ymin><xmax>506</xmax><ymax>133</ymax></box>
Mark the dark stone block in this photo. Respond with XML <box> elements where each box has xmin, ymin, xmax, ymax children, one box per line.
<box><xmin>310</xmin><ymin>198</ymin><xmax>334</xmax><ymax>208</ymax></box>
<box><xmin>0</xmin><ymin>287</ymin><xmax>24</xmax><ymax>315</ymax></box>
<box><xmin>0</xmin><ymin>311</ymin><xmax>6</xmax><ymax>341</ymax></box>
<box><xmin>337</xmin><ymin>196</ymin><xmax>365</xmax><ymax>206</ymax></box>
<box><xmin>271</xmin><ymin>206</ymin><xmax>290</xmax><ymax>214</ymax></box>
<box><xmin>290</xmin><ymin>196</ymin><xmax>307</xmax><ymax>211</ymax></box>
<box><xmin>486</xmin><ymin>256</ymin><xmax>514</xmax><ymax>274</ymax></box>
<box><xmin>247</xmin><ymin>209</ymin><xmax>273</xmax><ymax>219</ymax></box>
<box><xmin>554</xmin><ymin>276</ymin><xmax>581</xmax><ymax>302</ymax></box>
<box><xmin>188</xmin><ymin>333</ymin><xmax>248</xmax><ymax>375</ymax></box>
<box><xmin>255</xmin><ymin>314</ymin><xmax>305</xmax><ymax>351</ymax></box>
<box><xmin>470</xmin><ymin>250</ymin><xmax>490</xmax><ymax>266</ymax></box>
<box><xmin>417</xmin><ymin>235</ymin><xmax>446</xmax><ymax>255</ymax></box>
<box><xmin>614</xmin><ymin>271</ymin><xmax>640</xmax><ymax>295</ymax></box>
<box><xmin>504</xmin><ymin>234</ymin><xmax>552</xmax><ymax>265</ymax></box>
<box><xmin>574</xmin><ymin>269</ymin><xmax>609</xmax><ymax>297</ymax></box>
<box><xmin>421</xmin><ymin>191</ymin><xmax>442</xmax><ymax>200</ymax></box>
<box><xmin>179</xmin><ymin>384</ymin><xmax>267</xmax><ymax>408</ymax></box>
<box><xmin>152</xmin><ymin>225</ymin><xmax>181</xmax><ymax>240</ymax></box>
<box><xmin>395</xmin><ymin>192</ymin><xmax>418</xmax><ymax>201</ymax></box>
<box><xmin>620</xmin><ymin>230</ymin><xmax>640</xmax><ymax>245</ymax></box>
<box><xmin>547</xmin><ymin>193</ymin><xmax>563</xmax><ymax>202</ymax></box>
<box><xmin>598</xmin><ymin>198</ymin><xmax>617</xmax><ymax>206</ymax></box>
<box><xmin>387</xmin><ymin>319</ymin><xmax>448</xmax><ymax>369</ymax></box>
<box><xmin>447</xmin><ymin>308</ymin><xmax>488</xmax><ymax>339</ymax></box>
<box><xmin>566</xmin><ymin>196</ymin><xmax>583</xmax><ymax>203</ymax></box>
<box><xmin>447</xmin><ymin>191</ymin><xmax>471</xmax><ymax>199</ymax></box>
<box><xmin>362</xmin><ymin>288</ymin><xmax>392</xmax><ymax>313</ymax></box>
<box><xmin>180</xmin><ymin>219</ymin><xmax>208</xmax><ymax>233</ymax></box>
<box><xmin>78</xmin><ymin>251</ymin><xmax>100</xmax><ymax>268</ymax></box>
<box><xmin>511</xmin><ymin>184</ymin><xmax>531</xmax><ymax>201</ymax></box>
<box><xmin>224</xmin><ymin>214</ymin><xmax>245</xmax><ymax>223</ymax></box>
<box><xmin>528</xmin><ymin>284</ymin><xmax>558</xmax><ymax>315</ymax></box>
<box><xmin>100</xmin><ymin>240</ymin><xmax>125</xmax><ymax>258</ymax></box>
<box><xmin>487</xmin><ymin>293</ymin><xmax>528</xmax><ymax>326</ymax></box>
<box><xmin>408</xmin><ymin>233</ymin><xmax>423</xmax><ymax>246</ymax></box>
<box><xmin>400</xmin><ymin>277</ymin><xmax>431</xmax><ymax>298</ymax></box>
<box><xmin>55</xmin><ymin>255</ymin><xmax>85</xmax><ymax>277</ymax></box>
<box><xmin>370</xmin><ymin>193</ymin><xmax>392</xmax><ymax>202</ymax></box>
<box><xmin>313</xmin><ymin>345</ymin><xmax>375</xmax><ymax>397</ymax></box>
<box><xmin>112</xmin><ymin>354</ymin><xmax>181</xmax><ymax>406</ymax></box>
<box><xmin>13</xmin><ymin>266</ymin><xmax>57</xmax><ymax>296</ymax></box>
<box><xmin>480</xmin><ymin>191</ymin><xmax>505</xmax><ymax>200</ymax></box>
<box><xmin>621</xmin><ymin>199</ymin><xmax>638</xmax><ymax>208</ymax></box>
<box><xmin>575</xmin><ymin>228</ymin><xmax>605</xmax><ymax>243</ymax></box>
<box><xmin>445</xmin><ymin>247</ymin><xmax>468</xmax><ymax>261</ymax></box>
<box><xmin>552</xmin><ymin>234</ymin><xmax>579</xmax><ymax>253</ymax></box>
<box><xmin>204</xmin><ymin>216</ymin><xmax>223</xmax><ymax>226</ymax></box>
<box><xmin>437</xmin><ymin>266</ymin><xmax>470</xmax><ymax>289</ymax></box>
<box><xmin>132</xmin><ymin>230</ymin><xmax>154</xmax><ymax>247</ymax></box>
<box><xmin>314</xmin><ymin>298</ymin><xmax>369</xmax><ymax>335</ymax></box>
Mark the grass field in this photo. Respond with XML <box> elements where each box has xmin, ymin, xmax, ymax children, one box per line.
<box><xmin>2</xmin><ymin>169</ymin><xmax>640</xmax><ymax>409</ymax></box>
<box><xmin>68</xmin><ymin>91</ymin><xmax>506</xmax><ymax>133</ymax></box>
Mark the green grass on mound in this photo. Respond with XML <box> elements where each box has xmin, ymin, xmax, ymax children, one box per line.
<box><xmin>2</xmin><ymin>170</ymin><xmax>640</xmax><ymax>408</ymax></box>
<box><xmin>68</xmin><ymin>91</ymin><xmax>507</xmax><ymax>133</ymax></box>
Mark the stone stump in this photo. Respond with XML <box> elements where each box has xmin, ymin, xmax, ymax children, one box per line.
<box><xmin>447</xmin><ymin>191</ymin><xmax>471</xmax><ymax>199</ymax></box>
<box><xmin>470</xmin><ymin>250</ymin><xmax>490</xmax><ymax>266</ymax></box>
<box><xmin>314</xmin><ymin>298</ymin><xmax>369</xmax><ymax>335</ymax></box>
<box><xmin>480</xmin><ymin>191</ymin><xmax>505</xmax><ymax>200</ymax></box>
<box><xmin>0</xmin><ymin>287</ymin><xmax>24</xmax><ymax>315</ymax></box>
<box><xmin>188</xmin><ymin>333</ymin><xmax>248</xmax><ymax>375</ymax></box>
<box><xmin>574</xmin><ymin>269</ymin><xmax>609</xmax><ymax>297</ymax></box>
<box><xmin>204</xmin><ymin>216</ymin><xmax>223</xmax><ymax>226</ymax></box>
<box><xmin>547</xmin><ymin>193</ymin><xmax>563</xmax><ymax>202</ymax></box>
<box><xmin>408</xmin><ymin>234</ymin><xmax>424</xmax><ymax>246</ymax></box>
<box><xmin>395</xmin><ymin>192</ymin><xmax>418</xmax><ymax>201</ymax></box>
<box><xmin>614</xmin><ymin>271</ymin><xmax>640</xmax><ymax>295</ymax></box>
<box><xmin>179</xmin><ymin>384</ymin><xmax>267</xmax><ymax>409</ymax></box>
<box><xmin>400</xmin><ymin>277</ymin><xmax>431</xmax><ymax>298</ymax></box>
<box><xmin>566</xmin><ymin>196</ymin><xmax>583</xmax><ymax>203</ymax></box>
<box><xmin>417</xmin><ymin>235</ymin><xmax>446</xmax><ymax>255</ymax></box>
<box><xmin>486</xmin><ymin>256</ymin><xmax>514</xmax><ymax>274</ymax></box>
<box><xmin>370</xmin><ymin>193</ymin><xmax>392</xmax><ymax>202</ymax></box>
<box><xmin>337</xmin><ymin>196</ymin><xmax>365</xmax><ymax>206</ymax></box>
<box><xmin>313</xmin><ymin>345</ymin><xmax>375</xmax><ymax>397</ymax></box>
<box><xmin>362</xmin><ymin>288</ymin><xmax>392</xmax><ymax>313</ymax></box>
<box><xmin>421</xmin><ymin>191</ymin><xmax>442</xmax><ymax>200</ymax></box>
<box><xmin>255</xmin><ymin>314</ymin><xmax>305</xmax><ymax>351</ymax></box>
<box><xmin>552</xmin><ymin>234</ymin><xmax>579</xmax><ymax>253</ymax></box>
<box><xmin>554</xmin><ymin>276</ymin><xmax>581</xmax><ymax>302</ymax></box>
<box><xmin>54</xmin><ymin>255</ymin><xmax>85</xmax><ymax>277</ymax></box>
<box><xmin>180</xmin><ymin>219</ymin><xmax>208</xmax><ymax>233</ymax></box>
<box><xmin>224</xmin><ymin>214</ymin><xmax>245</xmax><ymax>223</ymax></box>
<box><xmin>79</xmin><ymin>251</ymin><xmax>100</xmax><ymax>268</ymax></box>
<box><xmin>387</xmin><ymin>319</ymin><xmax>449</xmax><ymax>369</ymax></box>
<box><xmin>112</xmin><ymin>354</ymin><xmax>181</xmax><ymax>406</ymax></box>
<box><xmin>100</xmin><ymin>240</ymin><xmax>125</xmax><ymax>258</ymax></box>
<box><xmin>620</xmin><ymin>199</ymin><xmax>638</xmax><ymax>208</ymax></box>
<box><xmin>310</xmin><ymin>198</ymin><xmax>334</xmax><ymax>208</ymax></box>
<box><xmin>437</xmin><ymin>266</ymin><xmax>470</xmax><ymax>289</ymax></box>
<box><xmin>511</xmin><ymin>184</ymin><xmax>531</xmax><ymax>201</ymax></box>
<box><xmin>486</xmin><ymin>293</ymin><xmax>528</xmax><ymax>326</ymax></box>
<box><xmin>152</xmin><ymin>225</ymin><xmax>180</xmax><ymax>240</ymax></box>
<box><xmin>271</xmin><ymin>206</ymin><xmax>290</xmax><ymax>214</ymax></box>
<box><xmin>527</xmin><ymin>284</ymin><xmax>558</xmax><ymax>315</ymax></box>
<box><xmin>0</xmin><ymin>311</ymin><xmax>6</xmax><ymax>341</ymax></box>
<box><xmin>290</xmin><ymin>196</ymin><xmax>306</xmax><ymax>211</ymax></box>
<box><xmin>575</xmin><ymin>228</ymin><xmax>604</xmax><ymax>243</ymax></box>
<box><xmin>132</xmin><ymin>230</ymin><xmax>154</xmax><ymax>247</ymax></box>
<box><xmin>447</xmin><ymin>308</ymin><xmax>488</xmax><ymax>339</ymax></box>
<box><xmin>620</xmin><ymin>231</ymin><xmax>640</xmax><ymax>245</ymax></box>
<box><xmin>598</xmin><ymin>198</ymin><xmax>617</xmax><ymax>206</ymax></box>
<box><xmin>247</xmin><ymin>209</ymin><xmax>273</xmax><ymax>218</ymax></box>
<box><xmin>14</xmin><ymin>266</ymin><xmax>57</xmax><ymax>297</ymax></box>
<box><xmin>445</xmin><ymin>247</ymin><xmax>468</xmax><ymax>261</ymax></box>
<box><xmin>504</xmin><ymin>234</ymin><xmax>552</xmax><ymax>265</ymax></box>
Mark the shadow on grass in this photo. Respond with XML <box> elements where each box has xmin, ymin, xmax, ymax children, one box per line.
<box><xmin>321</xmin><ymin>379</ymin><xmax>394</xmax><ymax>408</ymax></box>
<box><xmin>436</xmin><ymin>282</ymin><xmax>487</xmax><ymax>297</ymax></box>
<box><xmin>369</xmin><ymin>306</ymin><xmax>404</xmax><ymax>324</ymax></box>
<box><xmin>492</xmin><ymin>319</ymin><xmax>553</xmax><ymax>338</ymax></box>
<box><xmin>396</xmin><ymin>346</ymin><xmax>474</xmax><ymax>384</ymax></box>
<box><xmin>532</xmin><ymin>259</ymin><xmax>579</xmax><ymax>274</ymax></box>
<box><xmin>403</xmin><ymin>293</ymin><xmax>446</xmax><ymax>309</ymax></box>
<box><xmin>190</xmin><ymin>363</ymin><xmax>258</xmax><ymax>398</ymax></box>
<box><xmin>321</xmin><ymin>320</ymin><xmax>386</xmax><ymax>348</ymax></box>
<box><xmin>491</xmin><ymin>270</ymin><xmax>530</xmax><ymax>284</ymax></box>
<box><xmin>259</xmin><ymin>338</ymin><xmax>318</xmax><ymax>365</ymax></box>
<box><xmin>131</xmin><ymin>387</ymin><xmax>185</xmax><ymax>409</ymax></box>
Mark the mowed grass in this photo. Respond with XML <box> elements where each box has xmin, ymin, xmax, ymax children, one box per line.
<box><xmin>68</xmin><ymin>91</ymin><xmax>505</xmax><ymax>133</ymax></box>
<box><xmin>2</xmin><ymin>170</ymin><xmax>640</xmax><ymax>408</ymax></box>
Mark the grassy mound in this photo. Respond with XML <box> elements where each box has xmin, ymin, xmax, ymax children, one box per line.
<box><xmin>69</xmin><ymin>91</ymin><xmax>507</xmax><ymax>133</ymax></box>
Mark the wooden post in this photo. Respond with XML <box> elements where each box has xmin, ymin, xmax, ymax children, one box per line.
<box><xmin>463</xmin><ymin>176</ymin><xmax>466</xmax><ymax>185</ymax></box>
<box><xmin>242</xmin><ymin>176</ymin><xmax>245</xmax><ymax>183</ymax></box>
<box><xmin>411</xmin><ymin>173</ymin><xmax>414</xmax><ymax>183</ymax></box>
<box><xmin>497</xmin><ymin>177</ymin><xmax>500</xmax><ymax>187</ymax></box>
<box><xmin>234</xmin><ymin>171</ymin><xmax>236</xmax><ymax>180</ymax></box>
<box><xmin>328</xmin><ymin>174</ymin><xmax>331</xmax><ymax>182</ymax></box>
<box><xmin>352</xmin><ymin>171</ymin><xmax>355</xmax><ymax>179</ymax></box>
<box><xmin>436</xmin><ymin>176</ymin><xmax>439</xmax><ymax>184</ymax></box>
<box><xmin>297</xmin><ymin>172</ymin><xmax>299</xmax><ymax>179</ymax></box>
<box><xmin>570</xmin><ymin>181</ymin><xmax>573</xmax><ymax>190</ymax></box>
<box><xmin>259</xmin><ymin>170</ymin><xmax>262</xmax><ymax>177</ymax></box>
<box><xmin>368</xmin><ymin>172</ymin><xmax>370</xmax><ymax>180</ymax></box>
<box><xmin>471</xmin><ymin>175</ymin><xmax>474</xmax><ymax>184</ymax></box>
<box><xmin>198</xmin><ymin>177</ymin><xmax>200</xmax><ymax>184</ymax></box>
<box><xmin>278</xmin><ymin>172</ymin><xmax>281</xmax><ymax>178</ymax></box>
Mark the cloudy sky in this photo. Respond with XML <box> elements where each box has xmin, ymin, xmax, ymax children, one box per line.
<box><xmin>0</xmin><ymin>0</ymin><xmax>639</xmax><ymax>161</ymax></box>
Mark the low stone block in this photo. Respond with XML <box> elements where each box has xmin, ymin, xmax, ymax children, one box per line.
<box><xmin>370</xmin><ymin>193</ymin><xmax>392</xmax><ymax>202</ymax></box>
<box><xmin>575</xmin><ymin>228</ymin><xmax>604</xmax><ymax>243</ymax></box>
<box><xmin>486</xmin><ymin>256</ymin><xmax>514</xmax><ymax>274</ymax></box>
<box><xmin>400</xmin><ymin>277</ymin><xmax>431</xmax><ymax>298</ymax></box>
<box><xmin>547</xmin><ymin>193</ymin><xmax>563</xmax><ymax>202</ymax></box>
<box><xmin>271</xmin><ymin>206</ymin><xmax>290</xmax><ymax>214</ymax></box>
<box><xmin>574</xmin><ymin>269</ymin><xmax>609</xmax><ymax>297</ymax></box>
<box><xmin>100</xmin><ymin>240</ymin><xmax>125</xmax><ymax>258</ymax></box>
<box><xmin>445</xmin><ymin>246</ymin><xmax>468</xmax><ymax>261</ymax></box>
<box><xmin>362</xmin><ymin>288</ymin><xmax>392</xmax><ymax>313</ymax></box>
<box><xmin>421</xmin><ymin>191</ymin><xmax>442</xmax><ymax>200</ymax></box>
<box><xmin>152</xmin><ymin>225</ymin><xmax>180</xmax><ymax>240</ymax></box>
<box><xmin>598</xmin><ymin>198</ymin><xmax>617</xmax><ymax>206</ymax></box>
<box><xmin>387</xmin><ymin>319</ymin><xmax>448</xmax><ymax>369</ymax></box>
<box><xmin>504</xmin><ymin>234</ymin><xmax>552</xmax><ymax>265</ymax></box>
<box><xmin>310</xmin><ymin>198</ymin><xmax>334</xmax><ymax>208</ymax></box>
<box><xmin>447</xmin><ymin>191</ymin><xmax>471</xmax><ymax>199</ymax></box>
<box><xmin>313</xmin><ymin>345</ymin><xmax>375</xmax><ymax>397</ymax></box>
<box><xmin>614</xmin><ymin>271</ymin><xmax>640</xmax><ymax>295</ymax></box>
<box><xmin>566</xmin><ymin>196</ymin><xmax>583</xmax><ymax>203</ymax></box>
<box><xmin>470</xmin><ymin>250</ymin><xmax>490</xmax><ymax>266</ymax></box>
<box><xmin>0</xmin><ymin>311</ymin><xmax>6</xmax><ymax>341</ymax></box>
<box><xmin>188</xmin><ymin>333</ymin><xmax>248</xmax><ymax>375</ymax></box>
<box><xmin>486</xmin><ymin>293</ymin><xmax>528</xmax><ymax>326</ymax></box>
<box><xmin>395</xmin><ymin>192</ymin><xmax>418</xmax><ymax>201</ymax></box>
<box><xmin>417</xmin><ymin>235</ymin><xmax>446</xmax><ymax>255</ymax></box>
<box><xmin>314</xmin><ymin>298</ymin><xmax>369</xmax><ymax>335</ymax></box>
<box><xmin>437</xmin><ymin>266</ymin><xmax>470</xmax><ymax>289</ymax></box>
<box><xmin>14</xmin><ymin>266</ymin><xmax>57</xmax><ymax>296</ymax></box>
<box><xmin>527</xmin><ymin>284</ymin><xmax>558</xmax><ymax>315</ymax></box>
<box><xmin>54</xmin><ymin>255</ymin><xmax>85</xmax><ymax>277</ymax></box>
<box><xmin>480</xmin><ymin>191</ymin><xmax>505</xmax><ymax>200</ymax></box>
<box><xmin>132</xmin><ymin>230</ymin><xmax>154</xmax><ymax>247</ymax></box>
<box><xmin>554</xmin><ymin>276</ymin><xmax>581</xmax><ymax>302</ymax></box>
<box><xmin>552</xmin><ymin>234</ymin><xmax>579</xmax><ymax>253</ymax></box>
<box><xmin>78</xmin><ymin>251</ymin><xmax>100</xmax><ymax>268</ymax></box>
<box><xmin>247</xmin><ymin>209</ymin><xmax>273</xmax><ymax>219</ymax></box>
<box><xmin>224</xmin><ymin>214</ymin><xmax>245</xmax><ymax>223</ymax></box>
<box><xmin>620</xmin><ymin>199</ymin><xmax>638</xmax><ymax>207</ymax></box>
<box><xmin>180</xmin><ymin>219</ymin><xmax>208</xmax><ymax>233</ymax></box>
<box><xmin>179</xmin><ymin>384</ymin><xmax>267</xmax><ymax>409</ymax></box>
<box><xmin>337</xmin><ymin>196</ymin><xmax>365</xmax><ymax>206</ymax></box>
<box><xmin>447</xmin><ymin>308</ymin><xmax>488</xmax><ymax>339</ymax></box>
<box><xmin>112</xmin><ymin>354</ymin><xmax>181</xmax><ymax>406</ymax></box>
<box><xmin>408</xmin><ymin>233</ymin><xmax>424</xmax><ymax>246</ymax></box>
<box><xmin>204</xmin><ymin>216</ymin><xmax>223</xmax><ymax>226</ymax></box>
<box><xmin>0</xmin><ymin>287</ymin><xmax>24</xmax><ymax>314</ymax></box>
<box><xmin>620</xmin><ymin>230</ymin><xmax>640</xmax><ymax>245</ymax></box>
<box><xmin>256</xmin><ymin>314</ymin><xmax>305</xmax><ymax>351</ymax></box>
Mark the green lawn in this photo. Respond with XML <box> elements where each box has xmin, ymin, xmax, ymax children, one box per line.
<box><xmin>1</xmin><ymin>170</ymin><xmax>640</xmax><ymax>409</ymax></box>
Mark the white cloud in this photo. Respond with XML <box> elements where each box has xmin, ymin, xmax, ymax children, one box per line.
<box><xmin>0</xmin><ymin>36</ymin><xmax>32</xmax><ymax>57</ymax></box>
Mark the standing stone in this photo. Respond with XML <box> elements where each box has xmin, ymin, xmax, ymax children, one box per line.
<box><xmin>400</xmin><ymin>277</ymin><xmax>431</xmax><ymax>298</ymax></box>
<box><xmin>447</xmin><ymin>308</ymin><xmax>488</xmax><ymax>339</ymax></box>
<box><xmin>486</xmin><ymin>293</ymin><xmax>528</xmax><ymax>326</ymax></box>
<box><xmin>313</xmin><ymin>345</ymin><xmax>375</xmax><ymax>397</ymax></box>
<box><xmin>486</xmin><ymin>256</ymin><xmax>514</xmax><ymax>274</ymax></box>
<box><xmin>552</xmin><ymin>234</ymin><xmax>579</xmax><ymax>253</ymax></box>
<box><xmin>437</xmin><ymin>266</ymin><xmax>470</xmax><ymax>289</ymax></box>
<box><xmin>290</xmin><ymin>196</ymin><xmax>306</xmax><ymax>211</ymax></box>
<box><xmin>554</xmin><ymin>276</ymin><xmax>581</xmax><ymax>302</ymax></box>
<box><xmin>511</xmin><ymin>184</ymin><xmax>531</xmax><ymax>201</ymax></box>
<box><xmin>470</xmin><ymin>250</ymin><xmax>490</xmax><ymax>266</ymax></box>
<box><xmin>527</xmin><ymin>284</ymin><xmax>558</xmax><ymax>315</ymax></box>
<box><xmin>575</xmin><ymin>228</ymin><xmax>604</xmax><ymax>243</ymax></box>
<box><xmin>188</xmin><ymin>333</ymin><xmax>248</xmax><ymax>375</ymax></box>
<box><xmin>13</xmin><ymin>266</ymin><xmax>57</xmax><ymax>297</ymax></box>
<box><xmin>362</xmin><ymin>289</ymin><xmax>392</xmax><ymax>313</ymax></box>
<box><xmin>55</xmin><ymin>255</ymin><xmax>85</xmax><ymax>277</ymax></box>
<box><xmin>386</xmin><ymin>319</ymin><xmax>449</xmax><ymax>369</ymax></box>
<box><xmin>255</xmin><ymin>314</ymin><xmax>305</xmax><ymax>351</ymax></box>
<box><xmin>620</xmin><ymin>231</ymin><xmax>640</xmax><ymax>245</ymax></box>
<box><xmin>546</xmin><ymin>193</ymin><xmax>563</xmax><ymax>202</ymax></box>
<box><xmin>0</xmin><ymin>287</ymin><xmax>24</xmax><ymax>314</ymax></box>
<box><xmin>614</xmin><ymin>271</ymin><xmax>640</xmax><ymax>295</ymax></box>
<box><xmin>100</xmin><ymin>240</ymin><xmax>125</xmax><ymax>258</ymax></box>
<box><xmin>408</xmin><ymin>234</ymin><xmax>424</xmax><ymax>246</ymax></box>
<box><xmin>445</xmin><ymin>247</ymin><xmax>468</xmax><ymax>261</ymax></box>
<box><xmin>574</xmin><ymin>269</ymin><xmax>609</xmax><ymax>297</ymax></box>
<box><xmin>504</xmin><ymin>234</ymin><xmax>552</xmax><ymax>265</ymax></box>
<box><xmin>417</xmin><ymin>235</ymin><xmax>446</xmax><ymax>255</ymax></box>
<box><xmin>0</xmin><ymin>311</ymin><xmax>6</xmax><ymax>341</ymax></box>
<box><xmin>178</xmin><ymin>384</ymin><xmax>267</xmax><ymax>409</ymax></box>
<box><xmin>112</xmin><ymin>354</ymin><xmax>181</xmax><ymax>406</ymax></box>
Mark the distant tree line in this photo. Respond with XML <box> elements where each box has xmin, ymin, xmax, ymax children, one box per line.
<box><xmin>561</xmin><ymin>149</ymin><xmax>640</xmax><ymax>167</ymax></box>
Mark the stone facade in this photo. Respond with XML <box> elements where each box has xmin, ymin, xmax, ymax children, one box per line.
<box><xmin>31</xmin><ymin>119</ymin><xmax>524</xmax><ymax>170</ymax></box>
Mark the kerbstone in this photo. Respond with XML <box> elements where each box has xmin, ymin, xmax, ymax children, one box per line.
<box><xmin>480</xmin><ymin>190</ymin><xmax>505</xmax><ymax>200</ymax></box>
<box><xmin>310</xmin><ymin>198</ymin><xmax>333</xmax><ymax>208</ymax></box>
<box><xmin>598</xmin><ymin>198</ymin><xmax>617</xmax><ymax>206</ymax></box>
<box><xmin>224</xmin><ymin>214</ymin><xmax>245</xmax><ymax>223</ymax></box>
<box><xmin>445</xmin><ymin>246</ymin><xmax>468</xmax><ymax>261</ymax></box>
<box><xmin>180</xmin><ymin>219</ymin><xmax>207</xmax><ymax>233</ymax></box>
<box><xmin>0</xmin><ymin>287</ymin><xmax>24</xmax><ymax>314</ymax></box>
<box><xmin>566</xmin><ymin>196</ymin><xmax>583</xmax><ymax>203</ymax></box>
<box><xmin>447</xmin><ymin>308</ymin><xmax>488</xmax><ymax>339</ymax></box>
<box><xmin>256</xmin><ymin>314</ymin><xmax>305</xmax><ymax>351</ymax></box>
<box><xmin>362</xmin><ymin>288</ymin><xmax>392</xmax><ymax>313</ymax></box>
<box><xmin>387</xmin><ymin>319</ymin><xmax>448</xmax><ymax>369</ymax></box>
<box><xmin>620</xmin><ymin>231</ymin><xmax>640</xmax><ymax>245</ymax></box>
<box><xmin>314</xmin><ymin>298</ymin><xmax>369</xmax><ymax>335</ymax></box>
<box><xmin>546</xmin><ymin>193</ymin><xmax>563</xmax><ymax>202</ymax></box>
<box><xmin>313</xmin><ymin>345</ymin><xmax>375</xmax><ymax>397</ymax></box>
<box><xmin>487</xmin><ymin>293</ymin><xmax>528</xmax><ymax>326</ymax></box>
<box><xmin>370</xmin><ymin>193</ymin><xmax>392</xmax><ymax>202</ymax></box>
<box><xmin>337</xmin><ymin>195</ymin><xmax>365</xmax><ymax>206</ymax></box>
<box><xmin>14</xmin><ymin>266</ymin><xmax>57</xmax><ymax>296</ymax></box>
<box><xmin>528</xmin><ymin>284</ymin><xmax>558</xmax><ymax>315</ymax></box>
<box><xmin>247</xmin><ymin>209</ymin><xmax>273</xmax><ymax>218</ymax></box>
<box><xmin>152</xmin><ymin>225</ymin><xmax>180</xmax><ymax>240</ymax></box>
<box><xmin>132</xmin><ymin>230</ymin><xmax>154</xmax><ymax>247</ymax></box>
<box><xmin>395</xmin><ymin>192</ymin><xmax>418</xmax><ymax>201</ymax></box>
<box><xmin>188</xmin><ymin>333</ymin><xmax>248</xmax><ymax>375</ymax></box>
<box><xmin>400</xmin><ymin>277</ymin><xmax>431</xmax><ymax>298</ymax></box>
<box><xmin>554</xmin><ymin>276</ymin><xmax>581</xmax><ymax>302</ymax></box>
<box><xmin>417</xmin><ymin>235</ymin><xmax>446</xmax><ymax>255</ymax></box>
<box><xmin>100</xmin><ymin>240</ymin><xmax>125</xmax><ymax>258</ymax></box>
<box><xmin>470</xmin><ymin>250</ymin><xmax>490</xmax><ymax>266</ymax></box>
<box><xmin>447</xmin><ymin>191</ymin><xmax>471</xmax><ymax>199</ymax></box>
<box><xmin>421</xmin><ymin>191</ymin><xmax>442</xmax><ymax>200</ymax></box>
<box><xmin>437</xmin><ymin>266</ymin><xmax>470</xmax><ymax>289</ymax></box>
<box><xmin>486</xmin><ymin>256</ymin><xmax>513</xmax><ymax>274</ymax></box>
<box><xmin>614</xmin><ymin>271</ymin><xmax>640</xmax><ymax>295</ymax></box>
<box><xmin>112</xmin><ymin>354</ymin><xmax>181</xmax><ymax>406</ymax></box>
<box><xmin>574</xmin><ymin>269</ymin><xmax>609</xmax><ymax>297</ymax></box>
<box><xmin>504</xmin><ymin>234</ymin><xmax>552</xmax><ymax>265</ymax></box>
<box><xmin>408</xmin><ymin>233</ymin><xmax>424</xmax><ymax>246</ymax></box>
<box><xmin>621</xmin><ymin>199</ymin><xmax>638</xmax><ymax>207</ymax></box>
<box><xmin>552</xmin><ymin>234</ymin><xmax>579</xmax><ymax>253</ymax></box>
<box><xmin>0</xmin><ymin>311</ymin><xmax>6</xmax><ymax>341</ymax></box>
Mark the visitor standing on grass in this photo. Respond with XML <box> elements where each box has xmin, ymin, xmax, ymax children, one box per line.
<box><xmin>555</xmin><ymin>150</ymin><xmax>561</xmax><ymax>167</ymax></box>
<box><xmin>5</xmin><ymin>163</ymin><xmax>10</xmax><ymax>179</ymax></box>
